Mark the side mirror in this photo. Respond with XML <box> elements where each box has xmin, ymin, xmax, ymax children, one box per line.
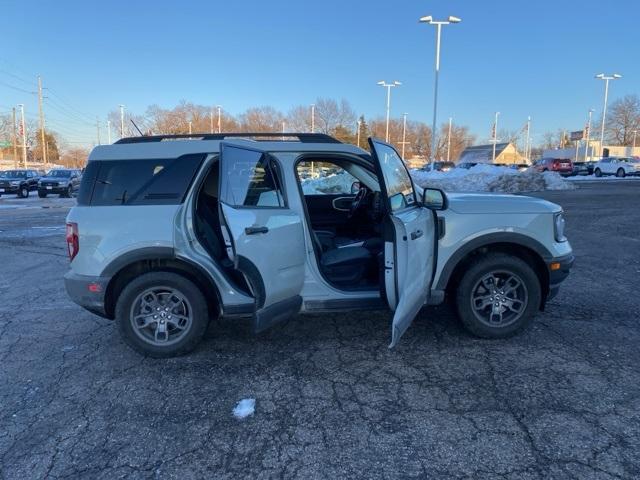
<box><xmin>422</xmin><ymin>188</ymin><xmax>448</xmax><ymax>210</ymax></box>
<box><xmin>350</xmin><ymin>181</ymin><xmax>361</xmax><ymax>194</ymax></box>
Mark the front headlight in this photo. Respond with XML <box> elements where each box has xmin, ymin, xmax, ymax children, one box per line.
<box><xmin>554</xmin><ymin>212</ymin><xmax>567</xmax><ymax>242</ymax></box>
<box><xmin>10</xmin><ymin>181</ymin><xmax>20</xmax><ymax>186</ymax></box>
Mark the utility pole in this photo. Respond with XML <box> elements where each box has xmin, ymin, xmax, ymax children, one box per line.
<box><xmin>446</xmin><ymin>117</ymin><xmax>452</xmax><ymax>162</ymax></box>
<box><xmin>107</xmin><ymin>120</ymin><xmax>112</xmax><ymax>144</ymax></box>
<box><xmin>18</xmin><ymin>104</ymin><xmax>27</xmax><ymax>167</ymax></box>
<box><xmin>583</xmin><ymin>109</ymin><xmax>593</xmax><ymax>161</ymax></box>
<box><xmin>217</xmin><ymin>105</ymin><xmax>222</xmax><ymax>133</ymax></box>
<box><xmin>492</xmin><ymin>112</ymin><xmax>500</xmax><ymax>163</ymax></box>
<box><xmin>11</xmin><ymin>107</ymin><xmax>18</xmax><ymax>169</ymax></box>
<box><xmin>96</xmin><ymin>117</ymin><xmax>101</xmax><ymax>145</ymax></box>
<box><xmin>37</xmin><ymin>76</ymin><xmax>48</xmax><ymax>166</ymax></box>
<box><xmin>310</xmin><ymin>104</ymin><xmax>315</xmax><ymax>133</ymax></box>
<box><xmin>119</xmin><ymin>104</ymin><xmax>125</xmax><ymax>138</ymax></box>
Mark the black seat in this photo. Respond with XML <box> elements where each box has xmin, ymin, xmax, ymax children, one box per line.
<box><xmin>311</xmin><ymin>231</ymin><xmax>372</xmax><ymax>285</ymax></box>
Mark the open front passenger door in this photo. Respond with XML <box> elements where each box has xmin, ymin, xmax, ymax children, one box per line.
<box><xmin>218</xmin><ymin>141</ymin><xmax>306</xmax><ymax>332</ymax></box>
<box><xmin>368</xmin><ymin>138</ymin><xmax>438</xmax><ymax>347</ymax></box>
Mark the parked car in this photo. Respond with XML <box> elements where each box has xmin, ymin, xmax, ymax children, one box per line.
<box><xmin>38</xmin><ymin>169</ymin><xmax>82</xmax><ymax>198</ymax></box>
<box><xmin>571</xmin><ymin>162</ymin><xmax>590</xmax><ymax>176</ymax></box>
<box><xmin>531</xmin><ymin>158</ymin><xmax>573</xmax><ymax>176</ymax></box>
<box><xmin>64</xmin><ymin>133</ymin><xmax>573</xmax><ymax>357</ymax></box>
<box><xmin>456</xmin><ymin>162</ymin><xmax>478</xmax><ymax>169</ymax></box>
<box><xmin>0</xmin><ymin>169</ymin><xmax>41</xmax><ymax>198</ymax></box>
<box><xmin>424</xmin><ymin>161</ymin><xmax>456</xmax><ymax>172</ymax></box>
<box><xmin>593</xmin><ymin>157</ymin><xmax>640</xmax><ymax>177</ymax></box>
<box><xmin>509</xmin><ymin>163</ymin><xmax>529</xmax><ymax>172</ymax></box>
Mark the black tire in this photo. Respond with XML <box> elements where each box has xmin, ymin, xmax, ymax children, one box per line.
<box><xmin>616</xmin><ymin>168</ymin><xmax>625</xmax><ymax>178</ymax></box>
<box><xmin>594</xmin><ymin>168</ymin><xmax>602</xmax><ymax>177</ymax></box>
<box><xmin>61</xmin><ymin>185</ymin><xmax>73</xmax><ymax>198</ymax></box>
<box><xmin>115</xmin><ymin>272</ymin><xmax>210</xmax><ymax>358</ymax></box>
<box><xmin>18</xmin><ymin>186</ymin><xmax>29</xmax><ymax>198</ymax></box>
<box><xmin>38</xmin><ymin>191</ymin><xmax>47</xmax><ymax>198</ymax></box>
<box><xmin>455</xmin><ymin>253</ymin><xmax>541</xmax><ymax>339</ymax></box>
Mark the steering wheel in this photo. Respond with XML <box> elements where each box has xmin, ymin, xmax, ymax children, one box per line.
<box><xmin>348</xmin><ymin>186</ymin><xmax>368</xmax><ymax>219</ymax></box>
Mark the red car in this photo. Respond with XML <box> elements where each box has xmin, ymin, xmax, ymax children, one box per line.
<box><xmin>532</xmin><ymin>158</ymin><xmax>573</xmax><ymax>176</ymax></box>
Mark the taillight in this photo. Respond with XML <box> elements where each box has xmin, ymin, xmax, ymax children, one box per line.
<box><xmin>66</xmin><ymin>222</ymin><xmax>79</xmax><ymax>261</ymax></box>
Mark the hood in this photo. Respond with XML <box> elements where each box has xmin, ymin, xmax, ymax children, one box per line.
<box><xmin>447</xmin><ymin>192</ymin><xmax>561</xmax><ymax>214</ymax></box>
<box><xmin>40</xmin><ymin>176</ymin><xmax>69</xmax><ymax>181</ymax></box>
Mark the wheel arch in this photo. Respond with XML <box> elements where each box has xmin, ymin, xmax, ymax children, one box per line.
<box><xmin>436</xmin><ymin>233</ymin><xmax>551</xmax><ymax>308</ymax></box>
<box><xmin>103</xmin><ymin>250</ymin><xmax>222</xmax><ymax>320</ymax></box>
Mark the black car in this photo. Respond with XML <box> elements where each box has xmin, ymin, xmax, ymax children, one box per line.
<box><xmin>457</xmin><ymin>162</ymin><xmax>478</xmax><ymax>169</ymax></box>
<box><xmin>0</xmin><ymin>169</ymin><xmax>41</xmax><ymax>198</ymax></box>
<box><xmin>38</xmin><ymin>169</ymin><xmax>82</xmax><ymax>198</ymax></box>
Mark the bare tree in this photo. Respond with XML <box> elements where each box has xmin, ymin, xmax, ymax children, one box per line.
<box><xmin>314</xmin><ymin>98</ymin><xmax>356</xmax><ymax>135</ymax></box>
<box><xmin>238</xmin><ymin>106</ymin><xmax>284</xmax><ymax>132</ymax></box>
<box><xmin>604</xmin><ymin>94</ymin><xmax>640</xmax><ymax>145</ymax></box>
<box><xmin>286</xmin><ymin>105</ymin><xmax>313</xmax><ymax>132</ymax></box>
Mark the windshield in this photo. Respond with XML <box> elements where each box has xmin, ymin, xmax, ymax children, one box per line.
<box><xmin>0</xmin><ymin>170</ymin><xmax>27</xmax><ymax>178</ymax></box>
<box><xmin>46</xmin><ymin>170</ymin><xmax>72</xmax><ymax>177</ymax></box>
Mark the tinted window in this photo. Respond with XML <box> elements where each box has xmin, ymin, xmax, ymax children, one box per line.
<box><xmin>86</xmin><ymin>154</ymin><xmax>204</xmax><ymax>206</ymax></box>
<box><xmin>220</xmin><ymin>146</ymin><xmax>285</xmax><ymax>208</ymax></box>
<box><xmin>372</xmin><ymin>142</ymin><xmax>415</xmax><ymax>212</ymax></box>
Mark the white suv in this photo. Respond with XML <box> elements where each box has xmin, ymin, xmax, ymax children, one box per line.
<box><xmin>594</xmin><ymin>157</ymin><xmax>640</xmax><ymax>177</ymax></box>
<box><xmin>64</xmin><ymin>133</ymin><xmax>573</xmax><ymax>357</ymax></box>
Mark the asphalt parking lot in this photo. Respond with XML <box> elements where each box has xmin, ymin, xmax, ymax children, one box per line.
<box><xmin>1</xmin><ymin>182</ymin><xmax>639</xmax><ymax>479</ymax></box>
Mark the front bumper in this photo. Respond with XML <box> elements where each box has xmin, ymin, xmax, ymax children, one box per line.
<box><xmin>546</xmin><ymin>253</ymin><xmax>574</xmax><ymax>301</ymax></box>
<box><xmin>0</xmin><ymin>185</ymin><xmax>20</xmax><ymax>194</ymax></box>
<box><xmin>39</xmin><ymin>186</ymin><xmax>68</xmax><ymax>194</ymax></box>
<box><xmin>64</xmin><ymin>271</ymin><xmax>112</xmax><ymax>319</ymax></box>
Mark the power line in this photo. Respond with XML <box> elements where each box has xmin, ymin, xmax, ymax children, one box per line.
<box><xmin>46</xmin><ymin>88</ymin><xmax>96</xmax><ymax>123</ymax></box>
<box><xmin>0</xmin><ymin>68</ymin><xmax>37</xmax><ymax>88</ymax></box>
<box><xmin>0</xmin><ymin>79</ymin><xmax>35</xmax><ymax>95</ymax></box>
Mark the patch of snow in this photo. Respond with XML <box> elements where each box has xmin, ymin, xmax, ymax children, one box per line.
<box><xmin>301</xmin><ymin>173</ymin><xmax>355</xmax><ymax>195</ymax></box>
<box><xmin>411</xmin><ymin>164</ymin><xmax>575</xmax><ymax>193</ymax></box>
<box><xmin>232</xmin><ymin>398</ymin><xmax>255</xmax><ymax>419</ymax></box>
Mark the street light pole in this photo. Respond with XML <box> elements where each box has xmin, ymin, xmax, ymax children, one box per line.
<box><xmin>17</xmin><ymin>104</ymin><xmax>27</xmax><ymax>167</ymax></box>
<box><xmin>420</xmin><ymin>15</ymin><xmax>461</xmax><ymax>163</ymax></box>
<box><xmin>310</xmin><ymin>104</ymin><xmax>315</xmax><ymax>133</ymax></box>
<box><xmin>377</xmin><ymin>80</ymin><xmax>401</xmax><ymax>142</ymax></box>
<box><xmin>401</xmin><ymin>113</ymin><xmax>408</xmax><ymax>159</ymax></box>
<box><xmin>188</xmin><ymin>121</ymin><xmax>192</xmax><ymax>134</ymax></box>
<box><xmin>583</xmin><ymin>109</ymin><xmax>593</xmax><ymax>161</ymax></box>
<box><xmin>217</xmin><ymin>105</ymin><xmax>222</xmax><ymax>134</ymax></box>
<box><xmin>356</xmin><ymin>118</ymin><xmax>361</xmax><ymax>148</ymax></box>
<box><xmin>446</xmin><ymin>117</ymin><xmax>452</xmax><ymax>162</ymax></box>
<box><xmin>595</xmin><ymin>73</ymin><xmax>622</xmax><ymax>157</ymax></box>
<box><xmin>492</xmin><ymin>111</ymin><xmax>500</xmax><ymax>163</ymax></box>
<box><xmin>633</xmin><ymin>130</ymin><xmax>637</xmax><ymax>149</ymax></box>
<box><xmin>107</xmin><ymin>120</ymin><xmax>112</xmax><ymax>144</ymax></box>
<box><xmin>119</xmin><ymin>104</ymin><xmax>125</xmax><ymax>138</ymax></box>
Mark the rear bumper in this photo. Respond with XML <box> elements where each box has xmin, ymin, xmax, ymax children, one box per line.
<box><xmin>64</xmin><ymin>271</ymin><xmax>112</xmax><ymax>318</ymax></box>
<box><xmin>546</xmin><ymin>253</ymin><xmax>574</xmax><ymax>301</ymax></box>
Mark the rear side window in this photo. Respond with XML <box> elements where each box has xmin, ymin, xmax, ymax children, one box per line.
<box><xmin>79</xmin><ymin>154</ymin><xmax>204</xmax><ymax>206</ymax></box>
<box><xmin>220</xmin><ymin>146</ymin><xmax>285</xmax><ymax>208</ymax></box>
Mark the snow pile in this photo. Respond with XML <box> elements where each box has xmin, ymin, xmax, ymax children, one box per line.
<box><xmin>232</xmin><ymin>398</ymin><xmax>255</xmax><ymax>419</ymax></box>
<box><xmin>301</xmin><ymin>172</ymin><xmax>356</xmax><ymax>194</ymax></box>
<box><xmin>411</xmin><ymin>164</ymin><xmax>575</xmax><ymax>193</ymax></box>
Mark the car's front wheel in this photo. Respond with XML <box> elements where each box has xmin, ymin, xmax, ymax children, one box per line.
<box><xmin>115</xmin><ymin>272</ymin><xmax>210</xmax><ymax>358</ymax></box>
<box><xmin>616</xmin><ymin>168</ymin><xmax>625</xmax><ymax>178</ymax></box>
<box><xmin>61</xmin><ymin>185</ymin><xmax>73</xmax><ymax>198</ymax></box>
<box><xmin>594</xmin><ymin>168</ymin><xmax>602</xmax><ymax>177</ymax></box>
<box><xmin>18</xmin><ymin>186</ymin><xmax>29</xmax><ymax>198</ymax></box>
<box><xmin>455</xmin><ymin>253</ymin><xmax>541</xmax><ymax>339</ymax></box>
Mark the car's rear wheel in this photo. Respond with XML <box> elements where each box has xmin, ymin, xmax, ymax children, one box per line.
<box><xmin>18</xmin><ymin>186</ymin><xmax>29</xmax><ymax>198</ymax></box>
<box><xmin>61</xmin><ymin>185</ymin><xmax>73</xmax><ymax>198</ymax></box>
<box><xmin>455</xmin><ymin>253</ymin><xmax>541</xmax><ymax>339</ymax></box>
<box><xmin>115</xmin><ymin>272</ymin><xmax>209</xmax><ymax>358</ymax></box>
<box><xmin>616</xmin><ymin>168</ymin><xmax>625</xmax><ymax>178</ymax></box>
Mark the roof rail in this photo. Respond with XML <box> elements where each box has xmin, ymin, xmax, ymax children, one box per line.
<box><xmin>114</xmin><ymin>132</ymin><xmax>341</xmax><ymax>145</ymax></box>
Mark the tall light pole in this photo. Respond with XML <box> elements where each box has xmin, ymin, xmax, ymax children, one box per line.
<box><xmin>633</xmin><ymin>129</ymin><xmax>637</xmax><ymax>150</ymax></box>
<box><xmin>595</xmin><ymin>73</ymin><xmax>622</xmax><ymax>157</ymax></box>
<box><xmin>210</xmin><ymin>108</ymin><xmax>214</xmax><ymax>134</ymax></box>
<box><xmin>492</xmin><ymin>111</ymin><xmax>500</xmax><ymax>163</ymax></box>
<box><xmin>420</xmin><ymin>15</ymin><xmax>461</xmax><ymax>162</ymax></box>
<box><xmin>377</xmin><ymin>80</ymin><xmax>401</xmax><ymax>142</ymax></box>
<box><xmin>217</xmin><ymin>105</ymin><xmax>222</xmax><ymax>133</ymax></box>
<box><xmin>583</xmin><ymin>109</ymin><xmax>593</xmax><ymax>161</ymax></box>
<box><xmin>310</xmin><ymin>104</ymin><xmax>315</xmax><ymax>133</ymax></box>
<box><xmin>119</xmin><ymin>104</ymin><xmax>125</xmax><ymax>138</ymax></box>
<box><xmin>17</xmin><ymin>104</ymin><xmax>27</xmax><ymax>167</ymax></box>
<box><xmin>356</xmin><ymin>118</ymin><xmax>362</xmax><ymax>148</ymax></box>
<box><xmin>446</xmin><ymin>117</ymin><xmax>452</xmax><ymax>162</ymax></box>
<box><xmin>107</xmin><ymin>120</ymin><xmax>112</xmax><ymax>144</ymax></box>
<box><xmin>188</xmin><ymin>121</ymin><xmax>193</xmax><ymax>134</ymax></box>
<box><xmin>401</xmin><ymin>113</ymin><xmax>408</xmax><ymax>159</ymax></box>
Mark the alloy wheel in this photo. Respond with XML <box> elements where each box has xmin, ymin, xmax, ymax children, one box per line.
<box><xmin>470</xmin><ymin>271</ymin><xmax>529</xmax><ymax>328</ymax></box>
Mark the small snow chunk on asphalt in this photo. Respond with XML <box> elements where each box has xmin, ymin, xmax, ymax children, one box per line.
<box><xmin>233</xmin><ymin>398</ymin><xmax>255</xmax><ymax>419</ymax></box>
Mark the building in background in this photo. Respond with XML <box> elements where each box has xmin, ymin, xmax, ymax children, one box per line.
<box><xmin>457</xmin><ymin>143</ymin><xmax>527</xmax><ymax>165</ymax></box>
<box><xmin>542</xmin><ymin>144</ymin><xmax>640</xmax><ymax>161</ymax></box>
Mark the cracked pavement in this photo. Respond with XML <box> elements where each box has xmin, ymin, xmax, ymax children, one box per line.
<box><xmin>0</xmin><ymin>183</ymin><xmax>639</xmax><ymax>479</ymax></box>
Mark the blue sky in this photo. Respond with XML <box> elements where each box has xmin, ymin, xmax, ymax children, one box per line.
<box><xmin>1</xmin><ymin>0</ymin><xmax>638</xmax><ymax>146</ymax></box>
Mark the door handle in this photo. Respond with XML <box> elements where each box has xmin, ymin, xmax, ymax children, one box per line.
<box><xmin>410</xmin><ymin>230</ymin><xmax>423</xmax><ymax>240</ymax></box>
<box><xmin>245</xmin><ymin>226</ymin><xmax>269</xmax><ymax>235</ymax></box>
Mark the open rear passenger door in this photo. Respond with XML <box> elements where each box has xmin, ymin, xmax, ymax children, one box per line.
<box><xmin>218</xmin><ymin>141</ymin><xmax>306</xmax><ymax>332</ymax></box>
<box><xmin>368</xmin><ymin>138</ymin><xmax>438</xmax><ymax>347</ymax></box>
